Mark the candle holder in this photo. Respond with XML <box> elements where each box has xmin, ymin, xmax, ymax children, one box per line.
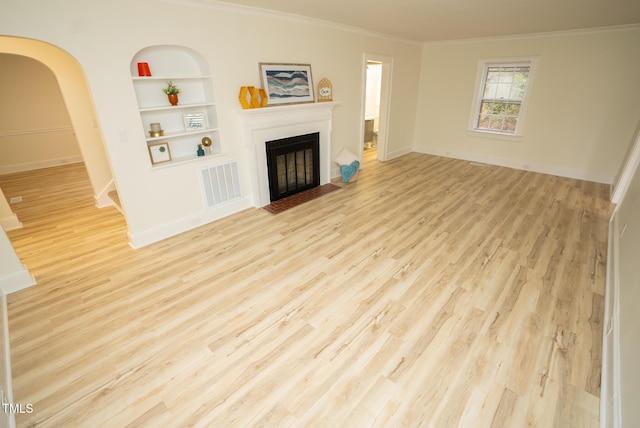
<box><xmin>149</xmin><ymin>122</ymin><xmax>164</xmax><ymax>137</ymax></box>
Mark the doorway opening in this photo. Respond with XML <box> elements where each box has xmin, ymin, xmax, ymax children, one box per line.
<box><xmin>362</xmin><ymin>54</ymin><xmax>392</xmax><ymax>164</ymax></box>
<box><xmin>0</xmin><ymin>36</ymin><xmax>120</xmax><ymax>293</ymax></box>
<box><xmin>364</xmin><ymin>61</ymin><xmax>381</xmax><ymax>159</ymax></box>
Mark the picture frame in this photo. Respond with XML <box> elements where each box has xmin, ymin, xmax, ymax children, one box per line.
<box><xmin>148</xmin><ymin>142</ymin><xmax>172</xmax><ymax>165</ymax></box>
<box><xmin>259</xmin><ymin>63</ymin><xmax>314</xmax><ymax>106</ymax></box>
<box><xmin>183</xmin><ymin>113</ymin><xmax>206</xmax><ymax>131</ymax></box>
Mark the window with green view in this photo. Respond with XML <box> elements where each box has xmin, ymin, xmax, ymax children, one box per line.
<box><xmin>475</xmin><ymin>63</ymin><xmax>531</xmax><ymax>134</ymax></box>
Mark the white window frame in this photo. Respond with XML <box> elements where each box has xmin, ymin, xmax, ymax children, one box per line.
<box><xmin>468</xmin><ymin>57</ymin><xmax>538</xmax><ymax>138</ymax></box>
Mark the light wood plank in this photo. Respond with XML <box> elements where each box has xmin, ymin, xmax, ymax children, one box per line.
<box><xmin>0</xmin><ymin>153</ymin><xmax>612</xmax><ymax>427</ymax></box>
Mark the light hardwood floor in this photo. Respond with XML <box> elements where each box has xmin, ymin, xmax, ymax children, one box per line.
<box><xmin>1</xmin><ymin>153</ymin><xmax>613</xmax><ymax>427</ymax></box>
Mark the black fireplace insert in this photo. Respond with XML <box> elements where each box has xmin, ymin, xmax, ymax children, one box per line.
<box><xmin>266</xmin><ymin>132</ymin><xmax>320</xmax><ymax>202</ymax></box>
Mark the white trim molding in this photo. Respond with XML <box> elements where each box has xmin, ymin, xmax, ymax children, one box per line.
<box><xmin>414</xmin><ymin>146</ymin><xmax>614</xmax><ymax>184</ymax></box>
<box><xmin>611</xmin><ymin>127</ymin><xmax>640</xmax><ymax>204</ymax></box>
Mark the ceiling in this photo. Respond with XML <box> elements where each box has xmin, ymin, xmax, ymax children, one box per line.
<box><xmin>211</xmin><ymin>0</ymin><xmax>640</xmax><ymax>42</ymax></box>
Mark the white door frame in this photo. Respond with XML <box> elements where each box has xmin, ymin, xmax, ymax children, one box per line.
<box><xmin>361</xmin><ymin>53</ymin><xmax>393</xmax><ymax>162</ymax></box>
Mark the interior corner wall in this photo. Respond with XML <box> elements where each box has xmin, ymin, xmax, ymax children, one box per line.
<box><xmin>414</xmin><ymin>26</ymin><xmax>640</xmax><ymax>184</ymax></box>
<box><xmin>0</xmin><ymin>0</ymin><xmax>422</xmax><ymax>247</ymax></box>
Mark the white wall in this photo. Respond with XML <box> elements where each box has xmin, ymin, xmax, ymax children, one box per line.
<box><xmin>414</xmin><ymin>26</ymin><xmax>640</xmax><ymax>184</ymax></box>
<box><xmin>0</xmin><ymin>0</ymin><xmax>422</xmax><ymax>248</ymax></box>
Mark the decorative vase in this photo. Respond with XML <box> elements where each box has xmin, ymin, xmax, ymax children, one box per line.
<box><xmin>168</xmin><ymin>94</ymin><xmax>179</xmax><ymax>106</ymax></box>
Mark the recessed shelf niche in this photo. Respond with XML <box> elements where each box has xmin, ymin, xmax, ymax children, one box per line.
<box><xmin>131</xmin><ymin>45</ymin><xmax>222</xmax><ymax>166</ymax></box>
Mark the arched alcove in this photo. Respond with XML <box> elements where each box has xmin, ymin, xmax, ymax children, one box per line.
<box><xmin>131</xmin><ymin>45</ymin><xmax>222</xmax><ymax>165</ymax></box>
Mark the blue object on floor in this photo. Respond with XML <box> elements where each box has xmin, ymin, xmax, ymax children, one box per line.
<box><xmin>340</xmin><ymin>160</ymin><xmax>360</xmax><ymax>182</ymax></box>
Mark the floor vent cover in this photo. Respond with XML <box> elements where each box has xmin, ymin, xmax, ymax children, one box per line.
<box><xmin>200</xmin><ymin>161</ymin><xmax>242</xmax><ymax>208</ymax></box>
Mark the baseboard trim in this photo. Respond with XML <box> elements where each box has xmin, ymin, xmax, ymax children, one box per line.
<box><xmin>95</xmin><ymin>179</ymin><xmax>117</xmax><ymax>209</ymax></box>
<box><xmin>386</xmin><ymin>147</ymin><xmax>413</xmax><ymax>161</ymax></box>
<box><xmin>128</xmin><ymin>197</ymin><xmax>253</xmax><ymax>249</ymax></box>
<box><xmin>0</xmin><ymin>156</ymin><xmax>83</xmax><ymax>175</ymax></box>
<box><xmin>413</xmin><ymin>147</ymin><xmax>614</xmax><ymax>184</ymax></box>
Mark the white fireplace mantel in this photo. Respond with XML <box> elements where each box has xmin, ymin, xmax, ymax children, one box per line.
<box><xmin>236</xmin><ymin>102</ymin><xmax>339</xmax><ymax>207</ymax></box>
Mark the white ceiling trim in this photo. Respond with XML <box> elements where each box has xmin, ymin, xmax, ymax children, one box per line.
<box><xmin>422</xmin><ymin>23</ymin><xmax>640</xmax><ymax>46</ymax></box>
<box><xmin>154</xmin><ymin>0</ymin><xmax>423</xmax><ymax>45</ymax></box>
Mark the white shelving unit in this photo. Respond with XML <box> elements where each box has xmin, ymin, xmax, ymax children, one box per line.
<box><xmin>131</xmin><ymin>46</ymin><xmax>222</xmax><ymax>167</ymax></box>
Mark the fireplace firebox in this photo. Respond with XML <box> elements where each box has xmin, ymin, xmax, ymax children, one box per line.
<box><xmin>266</xmin><ymin>132</ymin><xmax>320</xmax><ymax>202</ymax></box>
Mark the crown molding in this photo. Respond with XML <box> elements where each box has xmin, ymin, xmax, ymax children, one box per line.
<box><xmin>422</xmin><ymin>23</ymin><xmax>640</xmax><ymax>46</ymax></box>
<box><xmin>152</xmin><ymin>0</ymin><xmax>423</xmax><ymax>46</ymax></box>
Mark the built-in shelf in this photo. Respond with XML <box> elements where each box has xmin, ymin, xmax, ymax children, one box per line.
<box><xmin>147</xmin><ymin>152</ymin><xmax>225</xmax><ymax>170</ymax></box>
<box><xmin>138</xmin><ymin>102</ymin><xmax>215</xmax><ymax>113</ymax></box>
<box><xmin>131</xmin><ymin>46</ymin><xmax>222</xmax><ymax>167</ymax></box>
<box><xmin>145</xmin><ymin>128</ymin><xmax>220</xmax><ymax>143</ymax></box>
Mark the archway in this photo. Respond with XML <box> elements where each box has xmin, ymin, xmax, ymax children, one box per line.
<box><xmin>0</xmin><ymin>36</ymin><xmax>114</xmax><ymax>209</ymax></box>
<box><xmin>0</xmin><ymin>36</ymin><xmax>116</xmax><ymax>293</ymax></box>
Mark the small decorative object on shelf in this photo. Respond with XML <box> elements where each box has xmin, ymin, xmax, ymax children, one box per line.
<box><xmin>238</xmin><ymin>86</ymin><xmax>268</xmax><ymax>109</ymax></box>
<box><xmin>259</xmin><ymin>88</ymin><xmax>268</xmax><ymax>107</ymax></box>
<box><xmin>137</xmin><ymin>62</ymin><xmax>152</xmax><ymax>76</ymax></box>
<box><xmin>149</xmin><ymin>122</ymin><xmax>164</xmax><ymax>137</ymax></box>
<box><xmin>317</xmin><ymin>78</ymin><xmax>332</xmax><ymax>102</ymax></box>
<box><xmin>239</xmin><ymin>86</ymin><xmax>250</xmax><ymax>109</ymax></box>
<box><xmin>183</xmin><ymin>113</ymin><xmax>205</xmax><ymax>131</ymax></box>
<box><xmin>149</xmin><ymin>142</ymin><xmax>172</xmax><ymax>165</ymax></box>
<box><xmin>201</xmin><ymin>136</ymin><xmax>212</xmax><ymax>154</ymax></box>
<box><xmin>163</xmin><ymin>81</ymin><xmax>181</xmax><ymax>106</ymax></box>
<box><xmin>197</xmin><ymin>144</ymin><xmax>205</xmax><ymax>157</ymax></box>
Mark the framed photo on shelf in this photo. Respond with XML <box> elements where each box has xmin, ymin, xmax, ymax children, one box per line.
<box><xmin>259</xmin><ymin>63</ymin><xmax>314</xmax><ymax>106</ymax></box>
<box><xmin>183</xmin><ymin>113</ymin><xmax>206</xmax><ymax>131</ymax></box>
<box><xmin>148</xmin><ymin>142</ymin><xmax>172</xmax><ymax>165</ymax></box>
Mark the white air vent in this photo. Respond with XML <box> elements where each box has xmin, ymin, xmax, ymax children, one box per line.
<box><xmin>200</xmin><ymin>161</ymin><xmax>242</xmax><ymax>208</ymax></box>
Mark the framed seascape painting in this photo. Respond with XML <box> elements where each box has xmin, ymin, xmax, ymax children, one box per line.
<box><xmin>259</xmin><ymin>63</ymin><xmax>315</xmax><ymax>106</ymax></box>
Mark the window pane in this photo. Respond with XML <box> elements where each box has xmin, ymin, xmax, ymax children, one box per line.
<box><xmin>504</xmin><ymin>117</ymin><xmax>518</xmax><ymax>132</ymax></box>
<box><xmin>477</xmin><ymin>114</ymin><xmax>490</xmax><ymax>129</ymax></box>
<box><xmin>480</xmin><ymin>101</ymin><xmax>507</xmax><ymax>114</ymax></box>
<box><xmin>505</xmin><ymin>103</ymin><xmax>520</xmax><ymax>116</ymax></box>
<box><xmin>489</xmin><ymin>116</ymin><xmax>504</xmax><ymax>130</ymax></box>
<box><xmin>496</xmin><ymin>83</ymin><xmax>512</xmax><ymax>99</ymax></box>
<box><xmin>486</xmin><ymin>68</ymin><xmax>501</xmax><ymax>83</ymax></box>
<box><xmin>480</xmin><ymin>101</ymin><xmax>495</xmax><ymax>114</ymax></box>
<box><xmin>483</xmin><ymin>82</ymin><xmax>497</xmax><ymax>98</ymax></box>
<box><xmin>498</xmin><ymin>69</ymin><xmax>514</xmax><ymax>84</ymax></box>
